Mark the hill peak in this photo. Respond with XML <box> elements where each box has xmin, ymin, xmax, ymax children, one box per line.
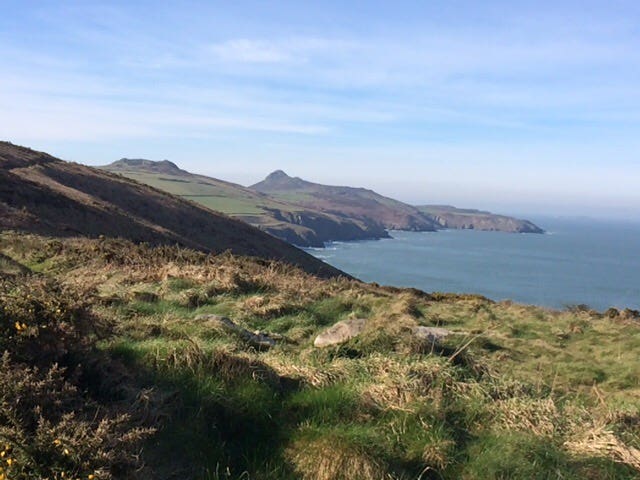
<box><xmin>103</xmin><ymin>158</ymin><xmax>185</xmax><ymax>175</ymax></box>
<box><xmin>251</xmin><ymin>170</ymin><xmax>310</xmax><ymax>191</ymax></box>
<box><xmin>266</xmin><ymin>170</ymin><xmax>291</xmax><ymax>179</ymax></box>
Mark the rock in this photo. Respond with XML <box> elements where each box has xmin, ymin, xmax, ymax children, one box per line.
<box><xmin>194</xmin><ymin>314</ymin><xmax>276</xmax><ymax>350</ymax></box>
<box><xmin>195</xmin><ymin>313</ymin><xmax>228</xmax><ymax>323</ymax></box>
<box><xmin>413</xmin><ymin>326</ymin><xmax>451</xmax><ymax>343</ymax></box>
<box><xmin>313</xmin><ymin>318</ymin><xmax>367</xmax><ymax>348</ymax></box>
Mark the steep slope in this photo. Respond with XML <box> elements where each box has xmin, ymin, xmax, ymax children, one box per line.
<box><xmin>251</xmin><ymin>170</ymin><xmax>440</xmax><ymax>232</ymax></box>
<box><xmin>418</xmin><ymin>205</ymin><xmax>545</xmax><ymax>233</ymax></box>
<box><xmin>102</xmin><ymin>159</ymin><xmax>389</xmax><ymax>247</ymax></box>
<box><xmin>0</xmin><ymin>141</ymin><xmax>344</xmax><ymax>277</ymax></box>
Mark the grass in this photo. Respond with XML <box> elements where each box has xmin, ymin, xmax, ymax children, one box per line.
<box><xmin>182</xmin><ymin>196</ymin><xmax>266</xmax><ymax>215</ymax></box>
<box><xmin>108</xmin><ymin>170</ymin><xmax>302</xmax><ymax>217</ymax></box>
<box><xmin>1</xmin><ymin>232</ymin><xmax>639</xmax><ymax>479</ymax></box>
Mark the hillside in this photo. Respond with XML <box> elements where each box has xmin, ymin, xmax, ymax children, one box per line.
<box><xmin>418</xmin><ymin>205</ymin><xmax>545</xmax><ymax>233</ymax></box>
<box><xmin>102</xmin><ymin>159</ymin><xmax>388</xmax><ymax>247</ymax></box>
<box><xmin>101</xmin><ymin>163</ymin><xmax>544</xmax><ymax>246</ymax></box>
<box><xmin>0</xmin><ymin>232</ymin><xmax>638</xmax><ymax>479</ymax></box>
<box><xmin>251</xmin><ymin>170</ymin><xmax>440</xmax><ymax>232</ymax></box>
<box><xmin>0</xmin><ymin>142</ymin><xmax>343</xmax><ymax>277</ymax></box>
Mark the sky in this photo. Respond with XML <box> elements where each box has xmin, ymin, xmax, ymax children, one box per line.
<box><xmin>1</xmin><ymin>0</ymin><xmax>639</xmax><ymax>218</ymax></box>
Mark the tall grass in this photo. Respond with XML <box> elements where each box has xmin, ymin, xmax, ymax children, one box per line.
<box><xmin>1</xmin><ymin>233</ymin><xmax>639</xmax><ymax>479</ymax></box>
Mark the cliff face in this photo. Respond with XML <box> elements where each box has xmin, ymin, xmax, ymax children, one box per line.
<box><xmin>418</xmin><ymin>206</ymin><xmax>544</xmax><ymax>233</ymax></box>
<box><xmin>262</xmin><ymin>208</ymin><xmax>390</xmax><ymax>247</ymax></box>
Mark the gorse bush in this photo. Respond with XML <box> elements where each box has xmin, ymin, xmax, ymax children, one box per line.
<box><xmin>0</xmin><ymin>354</ymin><xmax>151</xmax><ymax>480</ymax></box>
<box><xmin>0</xmin><ymin>277</ymin><xmax>102</xmax><ymax>366</ymax></box>
<box><xmin>0</xmin><ymin>275</ymin><xmax>153</xmax><ymax>479</ymax></box>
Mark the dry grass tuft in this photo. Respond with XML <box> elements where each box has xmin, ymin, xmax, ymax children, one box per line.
<box><xmin>565</xmin><ymin>422</ymin><xmax>640</xmax><ymax>471</ymax></box>
<box><xmin>358</xmin><ymin>355</ymin><xmax>443</xmax><ymax>412</ymax></box>
<box><xmin>266</xmin><ymin>354</ymin><xmax>355</xmax><ymax>388</ymax></box>
<box><xmin>286</xmin><ymin>435</ymin><xmax>389</xmax><ymax>480</ymax></box>
<box><xmin>239</xmin><ymin>293</ymin><xmax>303</xmax><ymax>319</ymax></box>
<box><xmin>491</xmin><ymin>397</ymin><xmax>560</xmax><ymax>437</ymax></box>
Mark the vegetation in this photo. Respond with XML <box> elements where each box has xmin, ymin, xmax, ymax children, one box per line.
<box><xmin>100</xmin><ymin>162</ymin><xmax>386</xmax><ymax>247</ymax></box>
<box><xmin>1</xmin><ymin>232</ymin><xmax>638</xmax><ymax>479</ymax></box>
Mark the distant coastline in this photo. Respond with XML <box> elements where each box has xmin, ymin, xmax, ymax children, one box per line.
<box><xmin>306</xmin><ymin>217</ymin><xmax>640</xmax><ymax>311</ymax></box>
<box><xmin>102</xmin><ymin>161</ymin><xmax>544</xmax><ymax>247</ymax></box>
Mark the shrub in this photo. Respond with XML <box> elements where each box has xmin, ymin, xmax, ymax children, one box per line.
<box><xmin>0</xmin><ymin>353</ymin><xmax>152</xmax><ymax>480</ymax></box>
<box><xmin>0</xmin><ymin>276</ymin><xmax>153</xmax><ymax>478</ymax></box>
<box><xmin>0</xmin><ymin>277</ymin><xmax>104</xmax><ymax>366</ymax></box>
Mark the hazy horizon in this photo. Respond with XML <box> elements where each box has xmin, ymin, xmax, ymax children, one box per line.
<box><xmin>2</xmin><ymin>1</ymin><xmax>639</xmax><ymax>219</ymax></box>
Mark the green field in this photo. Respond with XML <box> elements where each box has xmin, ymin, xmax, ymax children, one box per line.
<box><xmin>112</xmin><ymin>171</ymin><xmax>299</xmax><ymax>215</ymax></box>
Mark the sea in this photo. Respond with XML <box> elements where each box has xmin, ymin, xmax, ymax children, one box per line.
<box><xmin>305</xmin><ymin>216</ymin><xmax>640</xmax><ymax>311</ymax></box>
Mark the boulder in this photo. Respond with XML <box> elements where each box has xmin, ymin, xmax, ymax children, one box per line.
<box><xmin>195</xmin><ymin>314</ymin><xmax>276</xmax><ymax>350</ymax></box>
<box><xmin>413</xmin><ymin>326</ymin><xmax>451</xmax><ymax>343</ymax></box>
<box><xmin>313</xmin><ymin>318</ymin><xmax>367</xmax><ymax>348</ymax></box>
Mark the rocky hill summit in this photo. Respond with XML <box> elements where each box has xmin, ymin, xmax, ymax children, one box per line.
<box><xmin>107</xmin><ymin>158</ymin><xmax>186</xmax><ymax>175</ymax></box>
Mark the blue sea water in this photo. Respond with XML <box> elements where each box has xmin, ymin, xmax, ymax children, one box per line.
<box><xmin>306</xmin><ymin>216</ymin><xmax>640</xmax><ymax>311</ymax></box>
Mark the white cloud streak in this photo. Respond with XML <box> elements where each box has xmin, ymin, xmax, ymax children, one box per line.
<box><xmin>2</xmin><ymin>1</ymin><xmax>639</xmax><ymax>214</ymax></box>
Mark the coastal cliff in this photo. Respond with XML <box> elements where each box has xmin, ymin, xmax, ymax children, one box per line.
<box><xmin>418</xmin><ymin>205</ymin><xmax>545</xmax><ymax>233</ymax></box>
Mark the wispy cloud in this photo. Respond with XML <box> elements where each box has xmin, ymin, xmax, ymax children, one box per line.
<box><xmin>210</xmin><ymin>39</ymin><xmax>294</xmax><ymax>63</ymax></box>
<box><xmin>1</xmin><ymin>1</ymin><xmax>639</xmax><ymax>213</ymax></box>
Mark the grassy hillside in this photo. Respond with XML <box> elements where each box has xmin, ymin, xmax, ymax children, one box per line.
<box><xmin>0</xmin><ymin>142</ymin><xmax>342</xmax><ymax>278</ymax></box>
<box><xmin>102</xmin><ymin>162</ymin><xmax>545</xmax><ymax>245</ymax></box>
<box><xmin>1</xmin><ymin>232</ymin><xmax>638</xmax><ymax>479</ymax></box>
<box><xmin>102</xmin><ymin>160</ymin><xmax>388</xmax><ymax>247</ymax></box>
<box><xmin>251</xmin><ymin>170</ymin><xmax>440</xmax><ymax>232</ymax></box>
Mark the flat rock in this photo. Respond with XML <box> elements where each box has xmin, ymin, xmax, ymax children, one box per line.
<box><xmin>195</xmin><ymin>313</ymin><xmax>233</xmax><ymax>325</ymax></box>
<box><xmin>413</xmin><ymin>326</ymin><xmax>451</xmax><ymax>343</ymax></box>
<box><xmin>194</xmin><ymin>314</ymin><xmax>276</xmax><ymax>350</ymax></box>
<box><xmin>313</xmin><ymin>318</ymin><xmax>367</xmax><ymax>348</ymax></box>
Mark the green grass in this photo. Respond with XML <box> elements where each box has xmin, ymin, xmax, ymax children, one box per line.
<box><xmin>110</xmin><ymin>171</ymin><xmax>299</xmax><ymax>216</ymax></box>
<box><xmin>2</xmin><ymin>233</ymin><xmax>639</xmax><ymax>479</ymax></box>
<box><xmin>182</xmin><ymin>195</ymin><xmax>265</xmax><ymax>215</ymax></box>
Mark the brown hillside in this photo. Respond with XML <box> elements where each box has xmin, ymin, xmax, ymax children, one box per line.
<box><xmin>251</xmin><ymin>170</ymin><xmax>440</xmax><ymax>231</ymax></box>
<box><xmin>101</xmin><ymin>160</ymin><xmax>389</xmax><ymax>247</ymax></box>
<box><xmin>0</xmin><ymin>142</ymin><xmax>344</xmax><ymax>278</ymax></box>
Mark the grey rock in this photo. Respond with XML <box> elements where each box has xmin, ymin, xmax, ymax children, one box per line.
<box><xmin>313</xmin><ymin>318</ymin><xmax>367</xmax><ymax>348</ymax></box>
<box><xmin>413</xmin><ymin>326</ymin><xmax>451</xmax><ymax>343</ymax></box>
<box><xmin>195</xmin><ymin>314</ymin><xmax>276</xmax><ymax>350</ymax></box>
<box><xmin>195</xmin><ymin>313</ymin><xmax>233</xmax><ymax>325</ymax></box>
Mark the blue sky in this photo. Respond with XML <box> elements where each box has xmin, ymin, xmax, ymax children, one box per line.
<box><xmin>1</xmin><ymin>1</ymin><xmax>639</xmax><ymax>217</ymax></box>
